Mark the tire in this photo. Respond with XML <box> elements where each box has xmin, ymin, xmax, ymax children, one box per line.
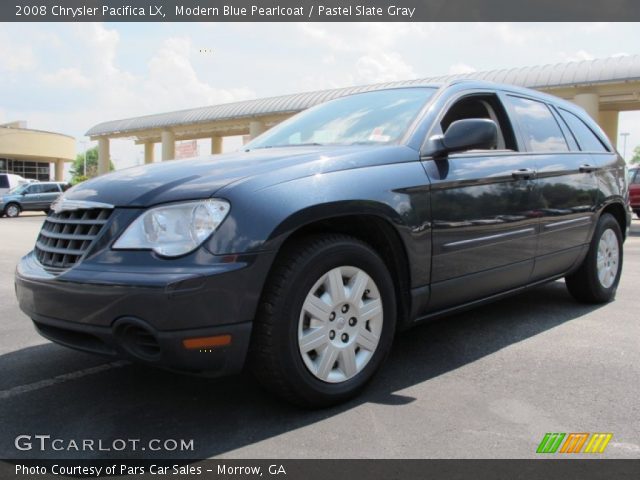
<box><xmin>4</xmin><ymin>203</ymin><xmax>21</xmax><ymax>218</ymax></box>
<box><xmin>565</xmin><ymin>213</ymin><xmax>623</xmax><ymax>303</ymax></box>
<box><xmin>634</xmin><ymin>210</ymin><xmax>640</xmax><ymax>219</ymax></box>
<box><xmin>250</xmin><ymin>234</ymin><xmax>397</xmax><ymax>407</ymax></box>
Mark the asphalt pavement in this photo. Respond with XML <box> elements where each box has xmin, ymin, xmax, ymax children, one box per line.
<box><xmin>0</xmin><ymin>214</ymin><xmax>638</xmax><ymax>459</ymax></box>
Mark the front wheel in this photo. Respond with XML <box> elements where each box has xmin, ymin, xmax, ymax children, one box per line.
<box><xmin>565</xmin><ymin>213</ymin><xmax>623</xmax><ymax>303</ymax></box>
<box><xmin>4</xmin><ymin>203</ymin><xmax>21</xmax><ymax>218</ymax></box>
<box><xmin>250</xmin><ymin>234</ymin><xmax>396</xmax><ymax>407</ymax></box>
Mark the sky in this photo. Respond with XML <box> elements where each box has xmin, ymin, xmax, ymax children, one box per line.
<box><xmin>1</xmin><ymin>22</ymin><xmax>640</xmax><ymax>172</ymax></box>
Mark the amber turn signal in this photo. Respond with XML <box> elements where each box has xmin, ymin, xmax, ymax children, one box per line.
<box><xmin>182</xmin><ymin>334</ymin><xmax>231</xmax><ymax>350</ymax></box>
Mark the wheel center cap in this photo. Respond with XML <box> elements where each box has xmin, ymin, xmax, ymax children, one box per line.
<box><xmin>336</xmin><ymin>317</ymin><xmax>346</xmax><ymax>330</ymax></box>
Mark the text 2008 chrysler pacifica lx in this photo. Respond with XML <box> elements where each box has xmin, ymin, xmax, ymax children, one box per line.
<box><xmin>15</xmin><ymin>81</ymin><xmax>631</xmax><ymax>406</ymax></box>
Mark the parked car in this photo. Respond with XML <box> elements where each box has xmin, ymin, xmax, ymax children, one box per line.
<box><xmin>628</xmin><ymin>167</ymin><xmax>640</xmax><ymax>218</ymax></box>
<box><xmin>1</xmin><ymin>181</ymin><xmax>69</xmax><ymax>218</ymax></box>
<box><xmin>0</xmin><ymin>173</ymin><xmax>29</xmax><ymax>196</ymax></box>
<box><xmin>15</xmin><ymin>81</ymin><xmax>631</xmax><ymax>406</ymax></box>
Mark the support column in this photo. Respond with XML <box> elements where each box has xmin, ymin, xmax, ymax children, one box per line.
<box><xmin>54</xmin><ymin>159</ymin><xmax>64</xmax><ymax>181</ymax></box>
<box><xmin>211</xmin><ymin>136</ymin><xmax>223</xmax><ymax>154</ymax></box>
<box><xmin>598</xmin><ymin>110</ymin><xmax>619</xmax><ymax>146</ymax></box>
<box><xmin>161</xmin><ymin>130</ymin><xmax>175</xmax><ymax>161</ymax></box>
<box><xmin>144</xmin><ymin>142</ymin><xmax>155</xmax><ymax>164</ymax></box>
<box><xmin>572</xmin><ymin>93</ymin><xmax>600</xmax><ymax>123</ymax></box>
<box><xmin>97</xmin><ymin>137</ymin><xmax>110</xmax><ymax>176</ymax></box>
<box><xmin>249</xmin><ymin>120</ymin><xmax>266</xmax><ymax>139</ymax></box>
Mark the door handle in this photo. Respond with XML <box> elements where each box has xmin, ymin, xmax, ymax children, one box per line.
<box><xmin>512</xmin><ymin>168</ymin><xmax>537</xmax><ymax>180</ymax></box>
<box><xmin>579</xmin><ymin>164</ymin><xmax>599</xmax><ymax>173</ymax></box>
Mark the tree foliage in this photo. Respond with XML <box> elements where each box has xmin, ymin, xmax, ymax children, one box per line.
<box><xmin>69</xmin><ymin>146</ymin><xmax>114</xmax><ymax>184</ymax></box>
<box><xmin>630</xmin><ymin>145</ymin><xmax>640</xmax><ymax>165</ymax></box>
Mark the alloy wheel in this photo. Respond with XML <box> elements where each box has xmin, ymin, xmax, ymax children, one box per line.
<box><xmin>596</xmin><ymin>228</ymin><xmax>619</xmax><ymax>289</ymax></box>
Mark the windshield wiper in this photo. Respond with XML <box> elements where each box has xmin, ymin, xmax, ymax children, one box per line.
<box><xmin>246</xmin><ymin>142</ymin><xmax>324</xmax><ymax>151</ymax></box>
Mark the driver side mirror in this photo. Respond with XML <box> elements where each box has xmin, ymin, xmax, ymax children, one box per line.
<box><xmin>428</xmin><ymin>118</ymin><xmax>498</xmax><ymax>157</ymax></box>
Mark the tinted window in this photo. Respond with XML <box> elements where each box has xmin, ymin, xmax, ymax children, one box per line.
<box><xmin>440</xmin><ymin>94</ymin><xmax>517</xmax><ymax>151</ymax></box>
<box><xmin>0</xmin><ymin>175</ymin><xmax>8</xmax><ymax>189</ymax></box>
<box><xmin>41</xmin><ymin>183</ymin><xmax>60</xmax><ymax>193</ymax></box>
<box><xmin>507</xmin><ymin>96</ymin><xmax>569</xmax><ymax>152</ymax></box>
<box><xmin>558</xmin><ymin>108</ymin><xmax>608</xmax><ymax>152</ymax></box>
<box><xmin>246</xmin><ymin>88</ymin><xmax>436</xmax><ymax>149</ymax></box>
<box><xmin>26</xmin><ymin>184</ymin><xmax>43</xmax><ymax>194</ymax></box>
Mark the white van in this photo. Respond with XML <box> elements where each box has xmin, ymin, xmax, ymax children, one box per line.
<box><xmin>0</xmin><ymin>174</ymin><xmax>29</xmax><ymax>195</ymax></box>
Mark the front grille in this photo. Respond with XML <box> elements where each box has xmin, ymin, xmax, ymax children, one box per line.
<box><xmin>34</xmin><ymin>208</ymin><xmax>112</xmax><ymax>271</ymax></box>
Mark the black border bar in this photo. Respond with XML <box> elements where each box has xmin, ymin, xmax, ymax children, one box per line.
<box><xmin>2</xmin><ymin>459</ymin><xmax>640</xmax><ymax>480</ymax></box>
<box><xmin>3</xmin><ymin>0</ymin><xmax>640</xmax><ymax>22</ymax></box>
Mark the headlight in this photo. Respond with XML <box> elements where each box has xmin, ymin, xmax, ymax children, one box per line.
<box><xmin>113</xmin><ymin>199</ymin><xmax>230</xmax><ymax>257</ymax></box>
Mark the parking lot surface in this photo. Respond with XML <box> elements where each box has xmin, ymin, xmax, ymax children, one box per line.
<box><xmin>1</xmin><ymin>214</ymin><xmax>638</xmax><ymax>459</ymax></box>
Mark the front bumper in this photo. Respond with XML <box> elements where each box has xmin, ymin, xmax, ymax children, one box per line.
<box><xmin>15</xmin><ymin>250</ymin><xmax>275</xmax><ymax>375</ymax></box>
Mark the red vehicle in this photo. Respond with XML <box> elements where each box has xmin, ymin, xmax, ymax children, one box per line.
<box><xmin>630</xmin><ymin>167</ymin><xmax>640</xmax><ymax>218</ymax></box>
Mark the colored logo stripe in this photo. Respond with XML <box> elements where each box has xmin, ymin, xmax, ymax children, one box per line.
<box><xmin>584</xmin><ymin>433</ymin><xmax>613</xmax><ymax>453</ymax></box>
<box><xmin>560</xmin><ymin>433</ymin><xmax>589</xmax><ymax>453</ymax></box>
<box><xmin>536</xmin><ymin>433</ymin><xmax>565</xmax><ymax>453</ymax></box>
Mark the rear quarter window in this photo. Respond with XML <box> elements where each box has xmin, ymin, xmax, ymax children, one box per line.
<box><xmin>557</xmin><ymin>108</ymin><xmax>609</xmax><ymax>153</ymax></box>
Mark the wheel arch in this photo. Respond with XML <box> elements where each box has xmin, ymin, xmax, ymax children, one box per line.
<box><xmin>599</xmin><ymin>200</ymin><xmax>629</xmax><ymax>240</ymax></box>
<box><xmin>4</xmin><ymin>201</ymin><xmax>22</xmax><ymax>215</ymax></box>
<box><xmin>264</xmin><ymin>206</ymin><xmax>414</xmax><ymax>330</ymax></box>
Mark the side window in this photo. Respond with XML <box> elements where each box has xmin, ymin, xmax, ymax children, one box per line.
<box><xmin>41</xmin><ymin>184</ymin><xmax>60</xmax><ymax>193</ymax></box>
<box><xmin>26</xmin><ymin>184</ymin><xmax>41</xmax><ymax>194</ymax></box>
<box><xmin>506</xmin><ymin>96</ymin><xmax>569</xmax><ymax>152</ymax></box>
<box><xmin>557</xmin><ymin>108</ymin><xmax>609</xmax><ymax>152</ymax></box>
<box><xmin>439</xmin><ymin>94</ymin><xmax>517</xmax><ymax>151</ymax></box>
<box><xmin>0</xmin><ymin>175</ymin><xmax>8</xmax><ymax>189</ymax></box>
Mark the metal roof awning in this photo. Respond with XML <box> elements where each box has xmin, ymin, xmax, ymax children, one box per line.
<box><xmin>86</xmin><ymin>55</ymin><xmax>640</xmax><ymax>139</ymax></box>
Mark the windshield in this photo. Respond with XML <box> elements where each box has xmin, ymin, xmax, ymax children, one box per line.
<box><xmin>246</xmin><ymin>87</ymin><xmax>436</xmax><ymax>150</ymax></box>
<box><xmin>7</xmin><ymin>184</ymin><xmax>28</xmax><ymax>194</ymax></box>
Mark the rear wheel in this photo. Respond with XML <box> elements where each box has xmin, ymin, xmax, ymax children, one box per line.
<box><xmin>4</xmin><ymin>203</ymin><xmax>21</xmax><ymax>218</ymax></box>
<box><xmin>565</xmin><ymin>213</ymin><xmax>623</xmax><ymax>303</ymax></box>
<box><xmin>250</xmin><ymin>234</ymin><xmax>396</xmax><ymax>407</ymax></box>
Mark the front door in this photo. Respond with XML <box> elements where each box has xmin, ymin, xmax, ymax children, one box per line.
<box><xmin>22</xmin><ymin>184</ymin><xmax>44</xmax><ymax>210</ymax></box>
<box><xmin>422</xmin><ymin>92</ymin><xmax>538</xmax><ymax>312</ymax></box>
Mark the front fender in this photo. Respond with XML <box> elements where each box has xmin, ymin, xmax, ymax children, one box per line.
<box><xmin>205</xmin><ymin>161</ymin><xmax>432</xmax><ymax>284</ymax></box>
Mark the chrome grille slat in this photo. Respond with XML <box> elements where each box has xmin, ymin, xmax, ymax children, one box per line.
<box><xmin>38</xmin><ymin>230</ymin><xmax>96</xmax><ymax>241</ymax></box>
<box><xmin>35</xmin><ymin>241</ymin><xmax>86</xmax><ymax>256</ymax></box>
<box><xmin>34</xmin><ymin>208</ymin><xmax>112</xmax><ymax>272</ymax></box>
<box><xmin>44</xmin><ymin>217</ymin><xmax>109</xmax><ymax>225</ymax></box>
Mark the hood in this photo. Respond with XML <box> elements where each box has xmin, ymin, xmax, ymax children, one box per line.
<box><xmin>64</xmin><ymin>145</ymin><xmax>416</xmax><ymax>207</ymax></box>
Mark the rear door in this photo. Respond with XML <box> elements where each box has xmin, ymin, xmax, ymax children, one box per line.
<box><xmin>503</xmin><ymin>95</ymin><xmax>599</xmax><ymax>281</ymax></box>
<box><xmin>39</xmin><ymin>183</ymin><xmax>62</xmax><ymax>209</ymax></box>
<box><xmin>422</xmin><ymin>91</ymin><xmax>539</xmax><ymax>312</ymax></box>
